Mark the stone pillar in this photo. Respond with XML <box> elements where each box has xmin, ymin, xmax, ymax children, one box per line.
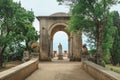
<box><xmin>69</xmin><ymin>32</ymin><xmax>74</xmax><ymax>60</ymax></box>
<box><xmin>40</xmin><ymin>28</ymin><xmax>48</xmax><ymax>60</ymax></box>
<box><xmin>40</xmin><ymin>25</ymin><xmax>50</xmax><ymax>61</ymax></box>
<box><xmin>68</xmin><ymin>38</ymin><xmax>70</xmax><ymax>58</ymax></box>
<box><xmin>72</xmin><ymin>32</ymin><xmax>82</xmax><ymax>61</ymax></box>
<box><xmin>50</xmin><ymin>37</ymin><xmax>53</xmax><ymax>58</ymax></box>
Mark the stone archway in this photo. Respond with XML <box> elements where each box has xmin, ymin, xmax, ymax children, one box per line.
<box><xmin>48</xmin><ymin>23</ymin><xmax>70</xmax><ymax>58</ymax></box>
<box><xmin>37</xmin><ymin>12</ymin><xmax>82</xmax><ymax>61</ymax></box>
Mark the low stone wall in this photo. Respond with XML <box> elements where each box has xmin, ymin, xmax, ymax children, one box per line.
<box><xmin>82</xmin><ymin>61</ymin><xmax>120</xmax><ymax>80</ymax></box>
<box><xmin>0</xmin><ymin>58</ymin><xmax>39</xmax><ymax>80</ymax></box>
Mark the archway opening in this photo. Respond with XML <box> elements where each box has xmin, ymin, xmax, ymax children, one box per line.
<box><xmin>52</xmin><ymin>31</ymin><xmax>69</xmax><ymax>60</ymax></box>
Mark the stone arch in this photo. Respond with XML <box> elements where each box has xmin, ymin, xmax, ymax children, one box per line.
<box><xmin>48</xmin><ymin>23</ymin><xmax>70</xmax><ymax>59</ymax></box>
<box><xmin>37</xmin><ymin>12</ymin><xmax>82</xmax><ymax>61</ymax></box>
<box><xmin>48</xmin><ymin>22</ymin><xmax>70</xmax><ymax>39</ymax></box>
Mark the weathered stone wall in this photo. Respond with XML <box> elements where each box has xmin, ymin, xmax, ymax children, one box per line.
<box><xmin>82</xmin><ymin>61</ymin><xmax>120</xmax><ymax>80</ymax></box>
<box><xmin>0</xmin><ymin>59</ymin><xmax>39</xmax><ymax>80</ymax></box>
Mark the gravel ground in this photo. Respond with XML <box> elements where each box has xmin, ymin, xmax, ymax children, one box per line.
<box><xmin>26</xmin><ymin>61</ymin><xmax>94</xmax><ymax>80</ymax></box>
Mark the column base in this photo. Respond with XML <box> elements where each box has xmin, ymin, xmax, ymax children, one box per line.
<box><xmin>58</xmin><ymin>55</ymin><xmax>63</xmax><ymax>60</ymax></box>
<box><xmin>39</xmin><ymin>57</ymin><xmax>51</xmax><ymax>61</ymax></box>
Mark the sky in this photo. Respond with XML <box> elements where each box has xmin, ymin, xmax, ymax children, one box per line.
<box><xmin>13</xmin><ymin>0</ymin><xmax>120</xmax><ymax>51</ymax></box>
<box><xmin>53</xmin><ymin>31</ymin><xmax>68</xmax><ymax>52</ymax></box>
<box><xmin>13</xmin><ymin>0</ymin><xmax>69</xmax><ymax>32</ymax></box>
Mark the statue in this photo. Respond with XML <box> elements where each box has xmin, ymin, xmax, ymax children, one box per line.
<box><xmin>22</xmin><ymin>50</ymin><xmax>30</xmax><ymax>62</ymax></box>
<box><xmin>81</xmin><ymin>44</ymin><xmax>89</xmax><ymax>61</ymax></box>
<box><xmin>58</xmin><ymin>43</ymin><xmax>62</xmax><ymax>55</ymax></box>
<box><xmin>58</xmin><ymin>43</ymin><xmax>63</xmax><ymax>60</ymax></box>
<box><xmin>82</xmin><ymin>44</ymin><xmax>88</xmax><ymax>55</ymax></box>
<box><xmin>31</xmin><ymin>42</ymin><xmax>40</xmax><ymax>58</ymax></box>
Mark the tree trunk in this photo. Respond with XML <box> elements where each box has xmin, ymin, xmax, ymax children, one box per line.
<box><xmin>0</xmin><ymin>53</ymin><xmax>3</xmax><ymax>68</ymax></box>
<box><xmin>26</xmin><ymin>40</ymin><xmax>30</xmax><ymax>51</ymax></box>
<box><xmin>0</xmin><ymin>46</ymin><xmax>6</xmax><ymax>68</ymax></box>
<box><xmin>96</xmin><ymin>22</ymin><xmax>104</xmax><ymax>65</ymax></box>
<box><xmin>96</xmin><ymin>36</ymin><xmax>102</xmax><ymax>65</ymax></box>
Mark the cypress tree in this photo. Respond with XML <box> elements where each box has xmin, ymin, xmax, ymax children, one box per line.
<box><xmin>111</xmin><ymin>11</ymin><xmax>120</xmax><ymax>65</ymax></box>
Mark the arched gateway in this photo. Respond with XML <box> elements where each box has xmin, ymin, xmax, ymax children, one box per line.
<box><xmin>37</xmin><ymin>12</ymin><xmax>82</xmax><ymax>61</ymax></box>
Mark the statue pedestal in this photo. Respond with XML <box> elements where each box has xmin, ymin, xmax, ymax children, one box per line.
<box><xmin>58</xmin><ymin>55</ymin><xmax>63</xmax><ymax>60</ymax></box>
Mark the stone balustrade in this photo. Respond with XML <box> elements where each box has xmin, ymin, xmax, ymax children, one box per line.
<box><xmin>82</xmin><ymin>61</ymin><xmax>120</xmax><ymax>80</ymax></box>
<box><xmin>0</xmin><ymin>58</ymin><xmax>39</xmax><ymax>80</ymax></box>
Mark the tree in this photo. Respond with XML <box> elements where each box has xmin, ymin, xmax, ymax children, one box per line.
<box><xmin>110</xmin><ymin>11</ymin><xmax>120</xmax><ymax>65</ymax></box>
<box><xmin>14</xmin><ymin>5</ymin><xmax>38</xmax><ymax>52</ymax></box>
<box><xmin>0</xmin><ymin>0</ymin><xmax>38</xmax><ymax>67</ymax></box>
<box><xmin>0</xmin><ymin>0</ymin><xmax>15</xmax><ymax>67</ymax></box>
<box><xmin>57</xmin><ymin>0</ymin><xmax>119</xmax><ymax>65</ymax></box>
<box><xmin>102</xmin><ymin>12</ymin><xmax>116</xmax><ymax>63</ymax></box>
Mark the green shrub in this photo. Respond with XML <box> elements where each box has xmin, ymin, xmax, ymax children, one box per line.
<box><xmin>101</xmin><ymin>60</ymin><xmax>106</xmax><ymax>67</ymax></box>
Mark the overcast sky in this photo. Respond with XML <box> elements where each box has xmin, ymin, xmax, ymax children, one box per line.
<box><xmin>13</xmin><ymin>0</ymin><xmax>69</xmax><ymax>31</ymax></box>
<box><xmin>13</xmin><ymin>0</ymin><xmax>120</xmax><ymax>52</ymax></box>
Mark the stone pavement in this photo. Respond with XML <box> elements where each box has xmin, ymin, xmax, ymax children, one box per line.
<box><xmin>26</xmin><ymin>58</ymin><xmax>94</xmax><ymax>80</ymax></box>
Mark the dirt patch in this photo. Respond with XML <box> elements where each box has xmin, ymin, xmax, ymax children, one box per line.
<box><xmin>0</xmin><ymin>61</ymin><xmax>23</xmax><ymax>72</ymax></box>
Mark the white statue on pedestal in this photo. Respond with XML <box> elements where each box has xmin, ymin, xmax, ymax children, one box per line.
<box><xmin>58</xmin><ymin>43</ymin><xmax>62</xmax><ymax>55</ymax></box>
<box><xmin>58</xmin><ymin>43</ymin><xmax>63</xmax><ymax>60</ymax></box>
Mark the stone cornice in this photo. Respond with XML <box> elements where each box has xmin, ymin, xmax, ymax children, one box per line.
<box><xmin>36</xmin><ymin>16</ymin><xmax>70</xmax><ymax>21</ymax></box>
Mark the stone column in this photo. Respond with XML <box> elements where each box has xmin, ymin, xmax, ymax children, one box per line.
<box><xmin>68</xmin><ymin>38</ymin><xmax>70</xmax><ymax>58</ymax></box>
<box><xmin>50</xmin><ymin>37</ymin><xmax>53</xmax><ymax>58</ymax></box>
<box><xmin>72</xmin><ymin>32</ymin><xmax>82</xmax><ymax>61</ymax></box>
<box><xmin>69</xmin><ymin>33</ymin><xmax>73</xmax><ymax>59</ymax></box>
<box><xmin>40</xmin><ymin>20</ymin><xmax>50</xmax><ymax>61</ymax></box>
<box><xmin>40</xmin><ymin>25</ymin><xmax>50</xmax><ymax>61</ymax></box>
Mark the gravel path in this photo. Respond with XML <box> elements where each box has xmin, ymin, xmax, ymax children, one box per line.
<box><xmin>26</xmin><ymin>62</ymin><xmax>94</xmax><ymax>80</ymax></box>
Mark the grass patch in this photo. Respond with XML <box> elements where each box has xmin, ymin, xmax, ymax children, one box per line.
<box><xmin>106</xmin><ymin>65</ymin><xmax>120</xmax><ymax>74</ymax></box>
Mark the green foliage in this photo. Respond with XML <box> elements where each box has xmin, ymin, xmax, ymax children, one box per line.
<box><xmin>66</xmin><ymin>0</ymin><xmax>119</xmax><ymax>33</ymax></box>
<box><xmin>11</xmin><ymin>44</ymin><xmax>25</xmax><ymax>61</ymax></box>
<box><xmin>89</xmin><ymin>49</ymin><xmax>96</xmax><ymax>54</ymax></box>
<box><xmin>101</xmin><ymin>60</ymin><xmax>106</xmax><ymax>67</ymax></box>
<box><xmin>110</xmin><ymin>11</ymin><xmax>120</xmax><ymax>65</ymax></box>
<box><xmin>0</xmin><ymin>0</ymin><xmax>39</xmax><ymax>67</ymax></box>
<box><xmin>58</xmin><ymin>0</ymin><xmax>119</xmax><ymax>64</ymax></box>
<box><xmin>102</xmin><ymin>13</ymin><xmax>116</xmax><ymax>64</ymax></box>
<box><xmin>106</xmin><ymin>65</ymin><xmax>120</xmax><ymax>73</ymax></box>
<box><xmin>4</xmin><ymin>43</ymin><xmax>25</xmax><ymax>61</ymax></box>
<box><xmin>111</xmin><ymin>69</ymin><xmax>120</xmax><ymax>74</ymax></box>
